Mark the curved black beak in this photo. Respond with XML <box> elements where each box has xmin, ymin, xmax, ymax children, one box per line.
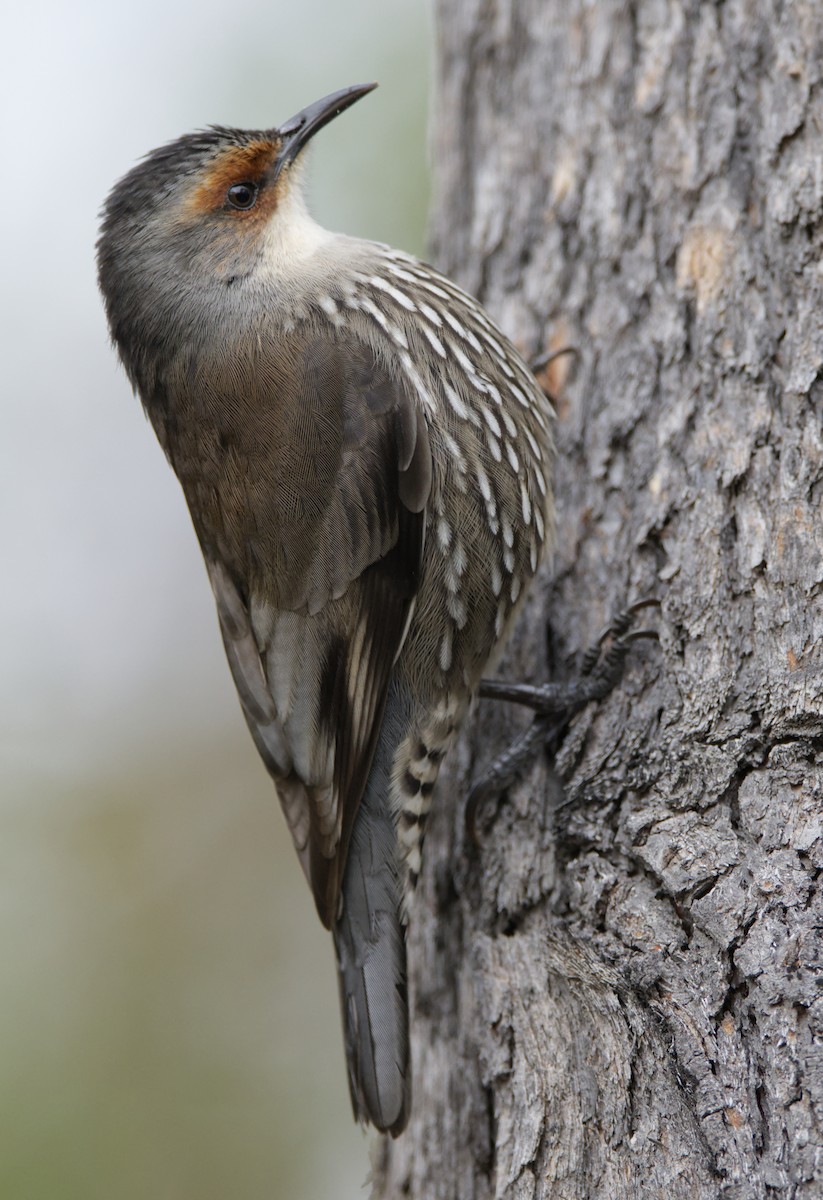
<box><xmin>272</xmin><ymin>83</ymin><xmax>377</xmax><ymax>180</ymax></box>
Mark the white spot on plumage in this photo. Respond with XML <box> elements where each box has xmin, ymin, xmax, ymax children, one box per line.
<box><xmin>525</xmin><ymin>427</ymin><xmax>542</xmax><ymax>459</ymax></box>
<box><xmin>357</xmin><ymin>296</ymin><xmax>409</xmax><ymax>348</ymax></box>
<box><xmin>504</xmin><ymin>544</ymin><xmax>515</xmax><ymax>574</ymax></box>
<box><xmin>439</xmin><ymin>629</ymin><xmax>453</xmax><ymax>672</ymax></box>
<box><xmin>444</xmin><ymin>382</ymin><xmax>470</xmax><ymax>420</ymax></box>
<box><xmin>487</xmin><ymin>433</ymin><xmax>503</xmax><ymax>463</ymax></box>
<box><xmin>535</xmin><ymin>507</ymin><xmax>545</xmax><ymax>541</ymax></box>
<box><xmin>447</xmin><ymin>593</ymin><xmax>468</xmax><ymax>628</ymax></box>
<box><xmin>369</xmin><ymin>275</ymin><xmax>417</xmax><ymax>310</ymax></box>
<box><xmin>411</xmin><ymin>275</ymin><xmax>451</xmax><ymax>301</ymax></box>
<box><xmin>451</xmin><ymin>342</ymin><xmax>478</xmax><ymax>379</ymax></box>
<box><xmin>510</xmin><ymin>575</ymin><xmax>522</xmax><ymax>604</ymax></box>
<box><xmin>419</xmin><ymin>301</ymin><xmax>443</xmax><ymax>327</ymax></box>
<box><xmin>442</xmin><ymin>309</ymin><xmax>483</xmax><ymax>355</ymax></box>
<box><xmin>476</xmin><ymin>462</ymin><xmax>499</xmax><ymax>532</ymax></box>
<box><xmin>484</xmin><ymin>380</ymin><xmax>502</xmax><ymax>407</ymax></box>
<box><xmin>481</xmin><ymin>406</ymin><xmax>502</xmax><ymax>438</ymax></box>
<box><xmin>502</xmin><ymin>516</ymin><xmax>515</xmax><ymax>548</ymax></box>
<box><xmin>441</xmin><ymin>431</ymin><xmax>467</xmax><ymax>480</ymax></box>
<box><xmin>437</xmin><ymin>516</ymin><xmax>452</xmax><ymax>551</ymax></box>
<box><xmin>386</xmin><ymin>264</ymin><xmax>418</xmax><ymax>284</ymax></box>
<box><xmin>491</xmin><ymin>562</ymin><xmax>503</xmax><ymax>597</ymax></box>
<box><xmin>414</xmin><ymin>755</ymin><xmax>439</xmax><ymax>784</ymax></box>
<box><xmin>477</xmin><ymin>326</ymin><xmax>506</xmax><ymax>360</ymax></box>
<box><xmin>521</xmin><ymin>481</ymin><xmax>532</xmax><ymax>524</ymax></box>
<box><xmin>399</xmin><ymin>824</ymin><xmax>417</xmax><ymax>848</ymax></box>
<box><xmin>402</xmin><ymin>790</ymin><xmax>425</xmax><ymax>817</ymax></box>
<box><xmin>388</xmin><ymin>322</ymin><xmax>410</xmax><ymax>348</ymax></box>
<box><xmin>506</xmin><ymin>442</ymin><xmax>520</xmax><ymax>472</ymax></box>
<box><xmin>399</xmin><ymin>352</ymin><xmax>436</xmax><ymax>412</ymax></box>
<box><xmin>469</xmin><ymin>306</ymin><xmax>492</xmax><ymax>331</ymax></box>
<box><xmin>452</xmin><ymin>538</ymin><xmax>467</xmax><ymax>577</ymax></box>
<box><xmin>502</xmin><ymin>408</ymin><xmax>518</xmax><ymax>438</ymax></box>
<box><xmin>463</xmin><ymin>326</ymin><xmax>484</xmax><ymax>355</ymax></box>
<box><xmin>441</xmin><ymin>309</ymin><xmax>469</xmax><ymax>341</ymax></box>
<box><xmin>508</xmin><ymin>383</ymin><xmax>531</xmax><ymax>409</ymax></box>
<box><xmin>476</xmin><ymin>463</ymin><xmax>493</xmax><ymax>504</ymax></box>
<box><xmin>530</xmin><ymin>537</ymin><xmax>539</xmax><ymax>572</ymax></box>
<box><xmin>421</xmin><ymin>323</ymin><xmax>447</xmax><ymax>358</ymax></box>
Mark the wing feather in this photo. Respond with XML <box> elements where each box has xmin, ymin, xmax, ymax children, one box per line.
<box><xmin>198</xmin><ymin>332</ymin><xmax>431</xmax><ymax>927</ymax></box>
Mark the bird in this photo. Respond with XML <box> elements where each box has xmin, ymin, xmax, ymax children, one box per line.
<box><xmin>97</xmin><ymin>82</ymin><xmax>555</xmax><ymax>1136</ymax></box>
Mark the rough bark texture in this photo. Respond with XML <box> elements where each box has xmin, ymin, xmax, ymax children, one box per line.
<box><xmin>372</xmin><ymin>3</ymin><xmax>823</xmax><ymax>1198</ymax></box>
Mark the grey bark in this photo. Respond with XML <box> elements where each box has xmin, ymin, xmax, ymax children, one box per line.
<box><xmin>372</xmin><ymin>2</ymin><xmax>823</xmax><ymax>1198</ymax></box>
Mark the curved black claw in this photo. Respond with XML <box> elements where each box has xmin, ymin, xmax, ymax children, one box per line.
<box><xmin>468</xmin><ymin>598</ymin><xmax>660</xmax><ymax>838</ymax></box>
<box><xmin>528</xmin><ymin>345</ymin><xmax>579</xmax><ymax>401</ymax></box>
<box><xmin>529</xmin><ymin>345</ymin><xmax>580</xmax><ymax>375</ymax></box>
<box><xmin>580</xmin><ymin>596</ymin><xmax>660</xmax><ymax>675</ymax></box>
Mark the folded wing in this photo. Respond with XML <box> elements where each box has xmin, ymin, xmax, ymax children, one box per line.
<box><xmin>202</xmin><ymin>334</ymin><xmax>432</xmax><ymax>927</ymax></box>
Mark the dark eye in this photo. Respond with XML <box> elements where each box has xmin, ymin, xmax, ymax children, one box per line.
<box><xmin>226</xmin><ymin>181</ymin><xmax>258</xmax><ymax>210</ymax></box>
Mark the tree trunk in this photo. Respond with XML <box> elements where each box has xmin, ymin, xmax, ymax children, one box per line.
<box><xmin>372</xmin><ymin>2</ymin><xmax>823</xmax><ymax>1198</ymax></box>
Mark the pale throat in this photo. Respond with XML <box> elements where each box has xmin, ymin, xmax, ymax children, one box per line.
<box><xmin>257</xmin><ymin>184</ymin><xmax>335</xmax><ymax>282</ymax></box>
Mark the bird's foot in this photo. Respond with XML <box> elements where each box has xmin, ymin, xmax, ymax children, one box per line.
<box><xmin>467</xmin><ymin>598</ymin><xmax>659</xmax><ymax>840</ymax></box>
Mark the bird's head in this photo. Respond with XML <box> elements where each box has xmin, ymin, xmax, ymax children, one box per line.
<box><xmin>97</xmin><ymin>84</ymin><xmax>376</xmax><ymax>385</ymax></box>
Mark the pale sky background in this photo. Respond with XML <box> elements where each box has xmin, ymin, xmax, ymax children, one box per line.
<box><xmin>0</xmin><ymin>3</ymin><xmax>432</xmax><ymax>1196</ymax></box>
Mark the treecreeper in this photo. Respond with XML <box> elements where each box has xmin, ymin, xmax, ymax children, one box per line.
<box><xmin>97</xmin><ymin>83</ymin><xmax>555</xmax><ymax>1135</ymax></box>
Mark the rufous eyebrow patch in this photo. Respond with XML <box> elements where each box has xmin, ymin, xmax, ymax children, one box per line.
<box><xmin>186</xmin><ymin>141</ymin><xmax>279</xmax><ymax>216</ymax></box>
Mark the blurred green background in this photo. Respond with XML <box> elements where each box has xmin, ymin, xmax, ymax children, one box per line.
<box><xmin>0</xmin><ymin>2</ymin><xmax>431</xmax><ymax>1196</ymax></box>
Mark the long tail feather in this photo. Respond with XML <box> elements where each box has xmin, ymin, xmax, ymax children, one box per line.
<box><xmin>333</xmin><ymin>692</ymin><xmax>411</xmax><ymax>1135</ymax></box>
